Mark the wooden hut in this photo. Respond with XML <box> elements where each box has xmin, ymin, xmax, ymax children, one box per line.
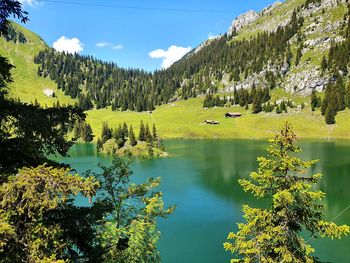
<box><xmin>204</xmin><ymin>120</ymin><xmax>220</xmax><ymax>125</ymax></box>
<box><xmin>225</xmin><ymin>112</ymin><xmax>242</xmax><ymax>118</ymax></box>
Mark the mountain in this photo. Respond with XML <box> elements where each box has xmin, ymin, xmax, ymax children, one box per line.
<box><xmin>174</xmin><ymin>0</ymin><xmax>349</xmax><ymax>96</ymax></box>
<box><xmin>1</xmin><ymin>0</ymin><xmax>349</xmax><ymax>118</ymax></box>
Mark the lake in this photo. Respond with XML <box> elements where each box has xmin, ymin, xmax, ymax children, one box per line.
<box><xmin>56</xmin><ymin>140</ymin><xmax>350</xmax><ymax>262</ymax></box>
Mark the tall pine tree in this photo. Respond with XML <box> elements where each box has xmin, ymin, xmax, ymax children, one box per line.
<box><xmin>224</xmin><ymin>123</ymin><xmax>349</xmax><ymax>262</ymax></box>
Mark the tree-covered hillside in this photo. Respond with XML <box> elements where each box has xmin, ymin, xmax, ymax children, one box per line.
<box><xmin>34</xmin><ymin>49</ymin><xmax>182</xmax><ymax>111</ymax></box>
<box><xmin>32</xmin><ymin>1</ymin><xmax>350</xmax><ymax>116</ymax></box>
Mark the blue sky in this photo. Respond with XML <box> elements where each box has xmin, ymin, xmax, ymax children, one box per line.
<box><xmin>19</xmin><ymin>0</ymin><xmax>278</xmax><ymax>71</ymax></box>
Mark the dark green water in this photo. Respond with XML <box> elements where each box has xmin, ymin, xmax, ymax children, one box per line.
<box><xmin>57</xmin><ymin>140</ymin><xmax>350</xmax><ymax>263</ymax></box>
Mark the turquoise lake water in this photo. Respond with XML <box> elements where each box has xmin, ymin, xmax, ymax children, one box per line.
<box><xmin>56</xmin><ymin>139</ymin><xmax>350</xmax><ymax>262</ymax></box>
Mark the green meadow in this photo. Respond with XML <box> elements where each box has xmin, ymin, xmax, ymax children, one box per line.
<box><xmin>86</xmin><ymin>94</ymin><xmax>350</xmax><ymax>140</ymax></box>
<box><xmin>0</xmin><ymin>23</ymin><xmax>75</xmax><ymax>106</ymax></box>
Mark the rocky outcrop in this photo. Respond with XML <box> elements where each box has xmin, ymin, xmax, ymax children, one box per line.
<box><xmin>283</xmin><ymin>67</ymin><xmax>329</xmax><ymax>95</ymax></box>
<box><xmin>228</xmin><ymin>1</ymin><xmax>283</xmax><ymax>34</ymax></box>
<box><xmin>228</xmin><ymin>10</ymin><xmax>259</xmax><ymax>34</ymax></box>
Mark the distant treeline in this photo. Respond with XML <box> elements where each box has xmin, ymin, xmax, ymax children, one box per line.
<box><xmin>34</xmin><ymin>50</ymin><xmax>180</xmax><ymax>112</ymax></box>
<box><xmin>33</xmin><ymin>8</ymin><xmax>303</xmax><ymax>112</ymax></box>
<box><xmin>203</xmin><ymin>86</ymin><xmax>271</xmax><ymax>114</ymax></box>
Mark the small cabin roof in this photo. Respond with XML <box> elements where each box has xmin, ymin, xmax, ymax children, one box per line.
<box><xmin>226</xmin><ymin>112</ymin><xmax>242</xmax><ymax>116</ymax></box>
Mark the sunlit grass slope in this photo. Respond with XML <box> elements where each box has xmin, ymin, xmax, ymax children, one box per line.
<box><xmin>0</xmin><ymin>22</ymin><xmax>75</xmax><ymax>106</ymax></box>
<box><xmin>86</xmin><ymin>90</ymin><xmax>350</xmax><ymax>140</ymax></box>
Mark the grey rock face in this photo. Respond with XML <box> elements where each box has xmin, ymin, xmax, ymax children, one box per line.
<box><xmin>228</xmin><ymin>10</ymin><xmax>259</xmax><ymax>34</ymax></box>
<box><xmin>283</xmin><ymin>67</ymin><xmax>329</xmax><ymax>95</ymax></box>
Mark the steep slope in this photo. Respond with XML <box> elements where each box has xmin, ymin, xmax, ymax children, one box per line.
<box><xmin>173</xmin><ymin>0</ymin><xmax>349</xmax><ymax>96</ymax></box>
<box><xmin>0</xmin><ymin>22</ymin><xmax>75</xmax><ymax>106</ymax></box>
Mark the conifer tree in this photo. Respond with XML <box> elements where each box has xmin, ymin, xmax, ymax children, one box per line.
<box><xmin>252</xmin><ymin>94</ymin><xmax>262</xmax><ymax>114</ymax></box>
<box><xmin>101</xmin><ymin>122</ymin><xmax>112</xmax><ymax>143</ymax></box>
<box><xmin>234</xmin><ymin>87</ymin><xmax>239</xmax><ymax>105</ymax></box>
<box><xmin>83</xmin><ymin>123</ymin><xmax>93</xmax><ymax>142</ymax></box>
<box><xmin>276</xmin><ymin>105</ymin><xmax>282</xmax><ymax>114</ymax></box>
<box><xmin>129</xmin><ymin>125</ymin><xmax>137</xmax><ymax>146</ymax></box>
<box><xmin>145</xmin><ymin>124</ymin><xmax>151</xmax><ymax>143</ymax></box>
<box><xmin>280</xmin><ymin>100</ymin><xmax>287</xmax><ymax>113</ymax></box>
<box><xmin>336</xmin><ymin>79</ymin><xmax>346</xmax><ymax>111</ymax></box>
<box><xmin>346</xmin><ymin>84</ymin><xmax>350</xmax><ymax>108</ymax></box>
<box><xmin>320</xmin><ymin>55</ymin><xmax>327</xmax><ymax>75</ymax></box>
<box><xmin>224</xmin><ymin>123</ymin><xmax>349</xmax><ymax>262</ymax></box>
<box><xmin>152</xmin><ymin>123</ymin><xmax>157</xmax><ymax>142</ymax></box>
<box><xmin>310</xmin><ymin>90</ymin><xmax>319</xmax><ymax>111</ymax></box>
<box><xmin>112</xmin><ymin>124</ymin><xmax>126</xmax><ymax>148</ymax></box>
<box><xmin>325</xmin><ymin>101</ymin><xmax>337</xmax><ymax>125</ymax></box>
<box><xmin>138</xmin><ymin>121</ymin><xmax>146</xmax><ymax>141</ymax></box>
<box><xmin>123</xmin><ymin>122</ymin><xmax>129</xmax><ymax>138</ymax></box>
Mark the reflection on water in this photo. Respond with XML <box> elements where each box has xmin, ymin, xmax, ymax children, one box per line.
<box><xmin>56</xmin><ymin>140</ymin><xmax>350</xmax><ymax>263</ymax></box>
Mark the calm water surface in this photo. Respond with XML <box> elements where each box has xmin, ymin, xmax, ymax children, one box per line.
<box><xmin>56</xmin><ymin>140</ymin><xmax>350</xmax><ymax>263</ymax></box>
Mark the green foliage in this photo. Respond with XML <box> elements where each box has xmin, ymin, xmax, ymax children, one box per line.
<box><xmin>98</xmin><ymin>121</ymin><xmax>164</xmax><ymax>158</ymax></box>
<box><xmin>73</xmin><ymin>119</ymin><xmax>94</xmax><ymax>142</ymax></box>
<box><xmin>0</xmin><ymin>1</ymin><xmax>29</xmax><ymax>36</ymax></box>
<box><xmin>325</xmin><ymin>103</ymin><xmax>337</xmax><ymax>124</ymax></box>
<box><xmin>310</xmin><ymin>90</ymin><xmax>322</xmax><ymax>111</ymax></box>
<box><xmin>203</xmin><ymin>94</ymin><xmax>229</xmax><ymax>108</ymax></box>
<box><xmin>0</xmin><ymin>165</ymin><xmax>98</xmax><ymax>262</ymax></box>
<box><xmin>346</xmin><ymin>83</ymin><xmax>350</xmax><ymax>108</ymax></box>
<box><xmin>101</xmin><ymin>122</ymin><xmax>112</xmax><ymax>144</ymax></box>
<box><xmin>0</xmin><ymin>97</ymin><xmax>85</xmax><ymax>175</ymax></box>
<box><xmin>2</xmin><ymin>23</ymin><xmax>27</xmax><ymax>43</ymax></box>
<box><xmin>321</xmin><ymin>79</ymin><xmax>346</xmax><ymax>124</ymax></box>
<box><xmin>129</xmin><ymin>125</ymin><xmax>137</xmax><ymax>147</ymax></box>
<box><xmin>224</xmin><ymin>123</ymin><xmax>349</xmax><ymax>262</ymax></box>
<box><xmin>320</xmin><ymin>55</ymin><xmax>327</xmax><ymax>75</ymax></box>
<box><xmin>34</xmin><ymin>49</ymin><xmax>178</xmax><ymax>112</ymax></box>
<box><xmin>139</xmin><ymin>120</ymin><xmax>146</xmax><ymax>141</ymax></box>
<box><xmin>0</xmin><ymin>4</ymin><xmax>85</xmax><ymax>175</ymax></box>
<box><xmin>90</xmin><ymin>158</ymin><xmax>174</xmax><ymax>262</ymax></box>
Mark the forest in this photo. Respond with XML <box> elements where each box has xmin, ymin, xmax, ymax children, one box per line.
<box><xmin>31</xmin><ymin>2</ymin><xmax>350</xmax><ymax>125</ymax></box>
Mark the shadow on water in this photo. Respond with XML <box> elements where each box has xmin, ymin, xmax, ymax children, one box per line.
<box><xmin>55</xmin><ymin>139</ymin><xmax>350</xmax><ymax>263</ymax></box>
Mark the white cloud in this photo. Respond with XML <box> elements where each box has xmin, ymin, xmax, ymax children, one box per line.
<box><xmin>53</xmin><ymin>36</ymin><xmax>83</xmax><ymax>54</ymax></box>
<box><xmin>112</xmin><ymin>44</ymin><xmax>123</xmax><ymax>50</ymax></box>
<box><xmin>149</xmin><ymin>45</ymin><xmax>191</xmax><ymax>68</ymax></box>
<box><xmin>95</xmin><ymin>42</ymin><xmax>111</xmax><ymax>48</ymax></box>
<box><xmin>20</xmin><ymin>0</ymin><xmax>42</xmax><ymax>7</ymax></box>
<box><xmin>95</xmin><ymin>42</ymin><xmax>123</xmax><ymax>50</ymax></box>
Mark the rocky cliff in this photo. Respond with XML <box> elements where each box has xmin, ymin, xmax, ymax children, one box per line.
<box><xmin>224</xmin><ymin>0</ymin><xmax>349</xmax><ymax>95</ymax></box>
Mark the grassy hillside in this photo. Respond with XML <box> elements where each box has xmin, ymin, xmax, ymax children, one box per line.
<box><xmin>0</xmin><ymin>22</ymin><xmax>75</xmax><ymax>106</ymax></box>
<box><xmin>2</xmin><ymin>17</ymin><xmax>350</xmax><ymax>141</ymax></box>
<box><xmin>86</xmin><ymin>89</ymin><xmax>350</xmax><ymax>140</ymax></box>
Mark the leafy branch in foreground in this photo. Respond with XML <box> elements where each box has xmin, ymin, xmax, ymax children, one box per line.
<box><xmin>224</xmin><ymin>122</ymin><xmax>349</xmax><ymax>262</ymax></box>
<box><xmin>0</xmin><ymin>165</ymin><xmax>99</xmax><ymax>263</ymax></box>
<box><xmin>88</xmin><ymin>157</ymin><xmax>175</xmax><ymax>263</ymax></box>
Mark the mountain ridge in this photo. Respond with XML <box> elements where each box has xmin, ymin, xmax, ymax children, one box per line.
<box><xmin>1</xmin><ymin>0</ymin><xmax>349</xmax><ymax>111</ymax></box>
